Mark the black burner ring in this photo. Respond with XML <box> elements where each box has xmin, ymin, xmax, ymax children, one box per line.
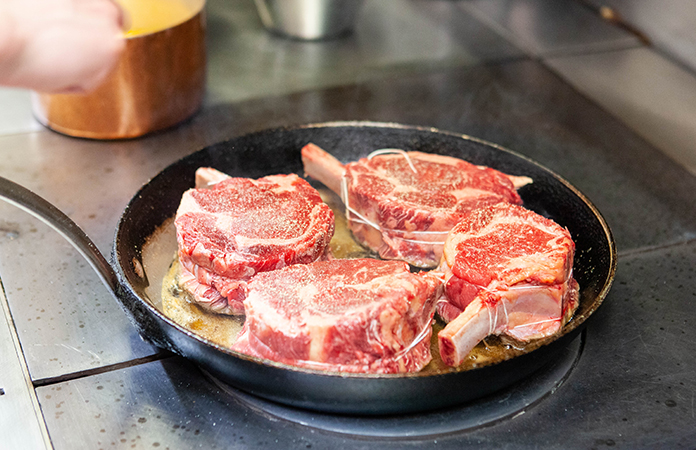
<box><xmin>204</xmin><ymin>332</ymin><xmax>583</xmax><ymax>439</ymax></box>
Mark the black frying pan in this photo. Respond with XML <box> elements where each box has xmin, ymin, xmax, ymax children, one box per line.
<box><xmin>0</xmin><ymin>122</ymin><xmax>616</xmax><ymax>415</ymax></box>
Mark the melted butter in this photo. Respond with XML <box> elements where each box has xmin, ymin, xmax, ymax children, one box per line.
<box><xmin>118</xmin><ymin>0</ymin><xmax>197</xmax><ymax>37</ymax></box>
<box><xmin>160</xmin><ymin>183</ymin><xmax>546</xmax><ymax>373</ymax></box>
<box><xmin>162</xmin><ymin>260</ymin><xmax>244</xmax><ymax>348</ymax></box>
<box><xmin>424</xmin><ymin>322</ymin><xmax>533</xmax><ymax>373</ymax></box>
<box><xmin>318</xmin><ymin>187</ymin><xmax>375</xmax><ymax>260</ymax></box>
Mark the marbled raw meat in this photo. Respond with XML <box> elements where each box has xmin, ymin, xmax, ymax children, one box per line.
<box><xmin>301</xmin><ymin>143</ymin><xmax>531</xmax><ymax>268</ymax></box>
<box><xmin>232</xmin><ymin>259</ymin><xmax>442</xmax><ymax>373</ymax></box>
<box><xmin>437</xmin><ymin>203</ymin><xmax>579</xmax><ymax>366</ymax></box>
<box><xmin>175</xmin><ymin>168</ymin><xmax>334</xmax><ymax>315</ymax></box>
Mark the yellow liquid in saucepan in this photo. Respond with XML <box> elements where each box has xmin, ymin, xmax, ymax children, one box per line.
<box><xmin>118</xmin><ymin>0</ymin><xmax>198</xmax><ymax>37</ymax></box>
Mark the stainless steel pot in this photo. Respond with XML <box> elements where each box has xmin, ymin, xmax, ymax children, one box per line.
<box><xmin>254</xmin><ymin>0</ymin><xmax>364</xmax><ymax>40</ymax></box>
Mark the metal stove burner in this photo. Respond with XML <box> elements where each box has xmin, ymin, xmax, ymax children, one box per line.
<box><xmin>205</xmin><ymin>332</ymin><xmax>583</xmax><ymax>439</ymax></box>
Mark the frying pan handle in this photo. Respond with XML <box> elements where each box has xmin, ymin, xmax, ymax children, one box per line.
<box><xmin>0</xmin><ymin>176</ymin><xmax>119</xmax><ymax>294</ymax></box>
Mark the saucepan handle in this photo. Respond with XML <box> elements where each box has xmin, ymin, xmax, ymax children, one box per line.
<box><xmin>0</xmin><ymin>176</ymin><xmax>119</xmax><ymax>294</ymax></box>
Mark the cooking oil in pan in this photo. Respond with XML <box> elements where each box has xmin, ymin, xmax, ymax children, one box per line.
<box><xmin>162</xmin><ymin>261</ymin><xmax>244</xmax><ymax>348</ymax></box>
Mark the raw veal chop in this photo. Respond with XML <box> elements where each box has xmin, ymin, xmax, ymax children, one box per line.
<box><xmin>436</xmin><ymin>203</ymin><xmax>579</xmax><ymax>367</ymax></box>
<box><xmin>301</xmin><ymin>143</ymin><xmax>531</xmax><ymax>268</ymax></box>
<box><xmin>232</xmin><ymin>259</ymin><xmax>443</xmax><ymax>373</ymax></box>
<box><xmin>175</xmin><ymin>168</ymin><xmax>335</xmax><ymax>315</ymax></box>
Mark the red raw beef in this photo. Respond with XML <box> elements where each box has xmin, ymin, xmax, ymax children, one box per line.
<box><xmin>301</xmin><ymin>143</ymin><xmax>531</xmax><ymax>268</ymax></box>
<box><xmin>232</xmin><ymin>259</ymin><xmax>442</xmax><ymax>373</ymax></box>
<box><xmin>437</xmin><ymin>203</ymin><xmax>579</xmax><ymax>367</ymax></box>
<box><xmin>175</xmin><ymin>168</ymin><xmax>335</xmax><ymax>315</ymax></box>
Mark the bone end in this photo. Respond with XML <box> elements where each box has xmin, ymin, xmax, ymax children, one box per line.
<box><xmin>301</xmin><ymin>143</ymin><xmax>345</xmax><ymax>196</ymax></box>
<box><xmin>438</xmin><ymin>298</ymin><xmax>494</xmax><ymax>366</ymax></box>
<box><xmin>195</xmin><ymin>167</ymin><xmax>230</xmax><ymax>189</ymax></box>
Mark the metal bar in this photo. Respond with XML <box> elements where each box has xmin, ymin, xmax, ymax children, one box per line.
<box><xmin>0</xmin><ymin>277</ymin><xmax>53</xmax><ymax>450</ymax></box>
<box><xmin>0</xmin><ymin>175</ymin><xmax>119</xmax><ymax>295</ymax></box>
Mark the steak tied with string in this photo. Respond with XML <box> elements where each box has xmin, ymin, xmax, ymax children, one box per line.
<box><xmin>174</xmin><ymin>168</ymin><xmax>335</xmax><ymax>315</ymax></box>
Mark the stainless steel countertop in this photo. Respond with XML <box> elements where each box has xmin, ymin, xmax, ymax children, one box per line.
<box><xmin>2</xmin><ymin>0</ymin><xmax>696</xmax><ymax>448</ymax></box>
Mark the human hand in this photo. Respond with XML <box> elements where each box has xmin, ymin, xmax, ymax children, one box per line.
<box><xmin>0</xmin><ymin>0</ymin><xmax>125</xmax><ymax>93</ymax></box>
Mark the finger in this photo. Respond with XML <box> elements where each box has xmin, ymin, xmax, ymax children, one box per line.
<box><xmin>73</xmin><ymin>0</ymin><xmax>124</xmax><ymax>26</ymax></box>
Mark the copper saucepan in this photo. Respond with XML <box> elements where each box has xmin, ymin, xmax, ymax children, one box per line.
<box><xmin>32</xmin><ymin>0</ymin><xmax>206</xmax><ymax>140</ymax></box>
